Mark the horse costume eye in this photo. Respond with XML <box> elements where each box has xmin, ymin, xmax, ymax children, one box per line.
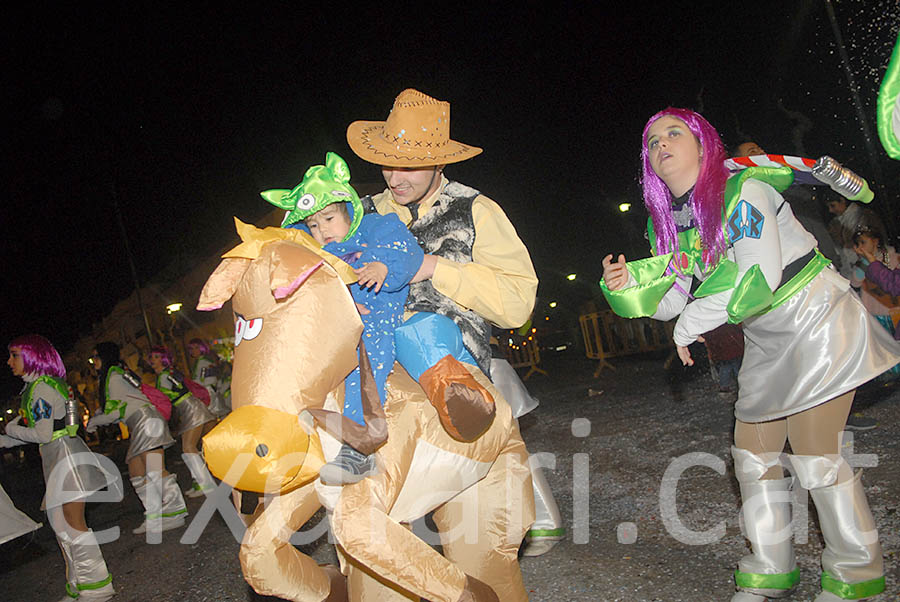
<box><xmin>235</xmin><ymin>316</ymin><xmax>246</xmax><ymax>346</ymax></box>
<box><xmin>244</xmin><ymin>318</ymin><xmax>263</xmax><ymax>341</ymax></box>
<box><xmin>297</xmin><ymin>193</ymin><xmax>316</xmax><ymax>211</ymax></box>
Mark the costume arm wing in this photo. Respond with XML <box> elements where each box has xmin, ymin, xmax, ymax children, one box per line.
<box><xmin>5</xmin><ymin>383</ymin><xmax>59</xmax><ymax>445</ymax></box>
<box><xmin>431</xmin><ymin>196</ymin><xmax>538</xmax><ymax>328</ymax></box>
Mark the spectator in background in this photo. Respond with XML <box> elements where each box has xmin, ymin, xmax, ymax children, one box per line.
<box><xmin>854</xmin><ymin>228</ymin><xmax>900</xmax><ymax>342</ymax></box>
<box><xmin>698</xmin><ymin>323</ymin><xmax>744</xmax><ymax>399</ymax></box>
<box><xmin>826</xmin><ymin>195</ymin><xmax>887</xmax><ymax>282</ymax></box>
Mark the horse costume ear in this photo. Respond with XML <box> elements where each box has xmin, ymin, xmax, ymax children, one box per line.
<box><xmin>266</xmin><ymin>240</ymin><xmax>325</xmax><ymax>300</ymax></box>
<box><xmin>197</xmin><ymin>257</ymin><xmax>252</xmax><ymax>311</ymax></box>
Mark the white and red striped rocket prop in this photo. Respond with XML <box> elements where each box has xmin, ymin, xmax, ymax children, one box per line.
<box><xmin>725</xmin><ymin>154</ymin><xmax>873</xmax><ymax>203</ymax></box>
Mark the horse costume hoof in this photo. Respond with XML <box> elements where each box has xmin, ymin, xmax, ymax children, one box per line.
<box><xmin>420</xmin><ymin>356</ymin><xmax>495</xmax><ymax>442</ymax></box>
<box><xmin>456</xmin><ymin>575</ymin><xmax>499</xmax><ymax>602</ymax></box>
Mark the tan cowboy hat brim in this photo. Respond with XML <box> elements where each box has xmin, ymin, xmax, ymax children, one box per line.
<box><xmin>347</xmin><ymin>120</ymin><xmax>482</xmax><ymax>167</ymax></box>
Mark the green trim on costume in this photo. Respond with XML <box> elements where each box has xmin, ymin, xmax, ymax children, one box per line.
<box><xmin>877</xmin><ymin>33</ymin><xmax>900</xmax><ymax>160</ymax></box>
<box><xmin>693</xmin><ymin>259</ymin><xmax>738</xmax><ymax>298</ymax></box>
<box><xmin>600</xmin><ymin>253</ymin><xmax>677</xmax><ymax>318</ymax></box>
<box><xmin>734</xmin><ymin>567</ymin><xmax>800</xmax><ymax>590</ymax></box>
<box><xmin>65</xmin><ymin>582</ymin><xmax>80</xmax><ymax>598</ymax></box>
<box><xmin>821</xmin><ymin>571</ymin><xmax>885</xmax><ymax>599</ymax></box>
<box><xmin>261</xmin><ymin>151</ymin><xmax>364</xmax><ymax>240</ymax></box>
<box><xmin>21</xmin><ymin>375</ymin><xmax>70</xmax><ymax>428</ymax></box>
<box><xmin>145</xmin><ymin>507</ymin><xmax>188</xmax><ymax>520</ymax></box>
<box><xmin>768</xmin><ymin>249</ymin><xmax>830</xmax><ymax>311</ymax></box>
<box><xmin>76</xmin><ymin>573</ymin><xmax>113</xmax><ymax>592</ymax></box>
<box><xmin>103</xmin><ymin>366</ymin><xmax>128</xmax><ymax>419</ymax></box>
<box><xmin>726</xmin><ymin>264</ymin><xmax>775</xmax><ymax>323</ymax></box>
<box><xmin>526</xmin><ymin>528</ymin><xmax>566</xmax><ymax>538</ymax></box>
<box><xmin>45</xmin><ymin>425</ymin><xmax>79</xmax><ymax>445</ymax></box>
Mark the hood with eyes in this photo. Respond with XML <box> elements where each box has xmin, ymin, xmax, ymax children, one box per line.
<box><xmin>260</xmin><ymin>151</ymin><xmax>364</xmax><ymax>241</ymax></box>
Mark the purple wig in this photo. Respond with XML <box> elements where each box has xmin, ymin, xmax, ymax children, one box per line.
<box><xmin>187</xmin><ymin>338</ymin><xmax>211</xmax><ymax>355</ymax></box>
<box><xmin>640</xmin><ymin>108</ymin><xmax>730</xmax><ymax>267</ymax></box>
<box><xmin>8</xmin><ymin>334</ymin><xmax>66</xmax><ymax>378</ymax></box>
<box><xmin>149</xmin><ymin>345</ymin><xmax>173</xmax><ymax>368</ymax></box>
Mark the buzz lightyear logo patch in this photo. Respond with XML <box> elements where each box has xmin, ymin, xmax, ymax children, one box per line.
<box><xmin>727</xmin><ymin>200</ymin><xmax>765</xmax><ymax>243</ymax></box>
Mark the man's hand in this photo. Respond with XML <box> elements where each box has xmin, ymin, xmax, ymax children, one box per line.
<box><xmin>602</xmin><ymin>254</ymin><xmax>629</xmax><ymax>290</ymax></box>
<box><xmin>410</xmin><ymin>254</ymin><xmax>438</xmax><ymax>283</ymax></box>
<box><xmin>355</xmin><ymin>261</ymin><xmax>388</xmax><ymax>292</ymax></box>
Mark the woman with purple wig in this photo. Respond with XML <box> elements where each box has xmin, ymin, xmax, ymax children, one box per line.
<box><xmin>602</xmin><ymin>108</ymin><xmax>899</xmax><ymax>601</ymax></box>
<box><xmin>148</xmin><ymin>345</ymin><xmax>217</xmax><ymax>498</ymax></box>
<box><xmin>3</xmin><ymin>334</ymin><xmax>116</xmax><ymax>601</ymax></box>
<box><xmin>186</xmin><ymin>338</ymin><xmax>231</xmax><ymax>419</ymax></box>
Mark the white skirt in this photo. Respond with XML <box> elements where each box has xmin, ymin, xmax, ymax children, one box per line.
<box><xmin>170</xmin><ymin>394</ymin><xmax>216</xmax><ymax>436</ymax></box>
<box><xmin>40</xmin><ymin>436</ymin><xmax>119</xmax><ymax>509</ymax></box>
<box><xmin>125</xmin><ymin>404</ymin><xmax>176</xmax><ymax>462</ymax></box>
<box><xmin>737</xmin><ymin>266</ymin><xmax>900</xmax><ymax>422</ymax></box>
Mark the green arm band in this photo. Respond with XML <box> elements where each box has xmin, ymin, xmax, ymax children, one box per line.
<box><xmin>877</xmin><ymin>32</ymin><xmax>900</xmax><ymax>160</ymax></box>
<box><xmin>726</xmin><ymin>264</ymin><xmax>774</xmax><ymax>324</ymax></box>
<box><xmin>600</xmin><ymin>253</ymin><xmax>677</xmax><ymax>318</ymax></box>
<box><xmin>694</xmin><ymin>259</ymin><xmax>737</xmax><ymax>298</ymax></box>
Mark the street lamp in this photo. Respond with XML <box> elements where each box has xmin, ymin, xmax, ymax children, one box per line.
<box><xmin>618</xmin><ymin>202</ymin><xmax>631</xmax><ymax>213</ymax></box>
<box><xmin>166</xmin><ymin>302</ymin><xmax>183</xmax><ymax>315</ymax></box>
<box><xmin>566</xmin><ymin>273</ymin><xmax>577</xmax><ymax>281</ymax></box>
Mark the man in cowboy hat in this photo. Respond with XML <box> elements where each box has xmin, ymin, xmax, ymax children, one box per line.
<box><xmin>347</xmin><ymin>88</ymin><xmax>565</xmax><ymax>556</ymax></box>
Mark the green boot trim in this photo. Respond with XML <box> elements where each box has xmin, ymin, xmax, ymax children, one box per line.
<box><xmin>65</xmin><ymin>582</ymin><xmax>80</xmax><ymax>598</ymax></box>
<box><xmin>526</xmin><ymin>528</ymin><xmax>566</xmax><ymax>538</ymax></box>
<box><xmin>821</xmin><ymin>571</ymin><xmax>885</xmax><ymax>599</ymax></box>
<box><xmin>77</xmin><ymin>573</ymin><xmax>113</xmax><ymax>591</ymax></box>
<box><xmin>734</xmin><ymin>567</ymin><xmax>800</xmax><ymax>590</ymax></box>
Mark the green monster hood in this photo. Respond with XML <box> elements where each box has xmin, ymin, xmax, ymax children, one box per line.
<box><xmin>260</xmin><ymin>151</ymin><xmax>364</xmax><ymax>241</ymax></box>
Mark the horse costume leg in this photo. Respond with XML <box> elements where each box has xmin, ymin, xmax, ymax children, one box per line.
<box><xmin>241</xmin><ymin>482</ymin><xmax>346</xmax><ymax>602</ymax></box>
<box><xmin>431</xmin><ymin>424</ymin><xmax>534</xmax><ymax>602</ymax></box>
<box><xmin>332</xmin><ymin>471</ymin><xmax>497</xmax><ymax>602</ymax></box>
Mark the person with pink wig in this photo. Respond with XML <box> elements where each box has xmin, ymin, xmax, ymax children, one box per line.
<box><xmin>186</xmin><ymin>337</ymin><xmax>231</xmax><ymax>419</ymax></box>
<box><xmin>3</xmin><ymin>334</ymin><xmax>117</xmax><ymax>601</ymax></box>
<box><xmin>602</xmin><ymin>108</ymin><xmax>899</xmax><ymax>601</ymax></box>
<box><xmin>148</xmin><ymin>345</ymin><xmax>217</xmax><ymax>498</ymax></box>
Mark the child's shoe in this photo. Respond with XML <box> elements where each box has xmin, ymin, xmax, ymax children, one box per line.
<box><xmin>319</xmin><ymin>444</ymin><xmax>377</xmax><ymax>485</ymax></box>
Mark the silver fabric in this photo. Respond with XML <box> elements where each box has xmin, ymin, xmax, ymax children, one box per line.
<box><xmin>490</xmin><ymin>358</ymin><xmax>539</xmax><ymax>418</ymax></box>
<box><xmin>69</xmin><ymin>530</ymin><xmax>114</xmax><ymax>597</ymax></box>
<box><xmin>809</xmin><ymin>471</ymin><xmax>883</xmax><ymax>586</ymax></box>
<box><xmin>161</xmin><ymin>473</ymin><xmax>188</xmax><ymax>518</ymax></box>
<box><xmin>170</xmin><ymin>394</ymin><xmax>216</xmax><ymax>436</ymax></box>
<box><xmin>737</xmin><ymin>267</ymin><xmax>900</xmax><ymax>422</ymax></box>
<box><xmin>183</xmin><ymin>452</ymin><xmax>216</xmax><ymax>491</ymax></box>
<box><xmin>735</xmin><ymin>477</ymin><xmax>796</xmax><ymax>596</ymax></box>
<box><xmin>529</xmin><ymin>461</ymin><xmax>563</xmax><ymax>532</ymax></box>
<box><xmin>40</xmin><ymin>436</ymin><xmax>116</xmax><ymax>509</ymax></box>
<box><xmin>124</xmin><ymin>404</ymin><xmax>175</xmax><ymax>463</ymax></box>
<box><xmin>206</xmin><ymin>389</ymin><xmax>231</xmax><ymax>419</ymax></box>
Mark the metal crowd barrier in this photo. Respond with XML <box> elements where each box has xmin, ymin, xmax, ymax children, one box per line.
<box><xmin>579</xmin><ymin>310</ymin><xmax>673</xmax><ymax>376</ymax></box>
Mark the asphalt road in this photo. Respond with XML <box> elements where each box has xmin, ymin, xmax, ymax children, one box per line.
<box><xmin>2</xmin><ymin>350</ymin><xmax>897</xmax><ymax>601</ymax></box>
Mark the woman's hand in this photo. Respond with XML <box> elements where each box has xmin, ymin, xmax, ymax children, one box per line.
<box><xmin>676</xmin><ymin>344</ymin><xmax>694</xmax><ymax>366</ymax></box>
<box><xmin>355</xmin><ymin>261</ymin><xmax>388</xmax><ymax>292</ymax></box>
<box><xmin>602</xmin><ymin>254</ymin><xmax>629</xmax><ymax>290</ymax></box>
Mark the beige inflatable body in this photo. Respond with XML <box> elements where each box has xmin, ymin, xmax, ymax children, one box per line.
<box><xmin>197</xmin><ymin>221</ymin><xmax>534</xmax><ymax>602</ymax></box>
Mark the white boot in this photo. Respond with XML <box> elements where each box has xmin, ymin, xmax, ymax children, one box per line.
<box><xmin>522</xmin><ymin>462</ymin><xmax>565</xmax><ymax>557</ymax></box>
<box><xmin>132</xmin><ymin>473</ymin><xmax>186</xmax><ymax>535</ymax></box>
<box><xmin>182</xmin><ymin>453</ymin><xmax>217</xmax><ymax>498</ymax></box>
<box><xmin>731</xmin><ymin>448</ymin><xmax>798</xmax><ymax>601</ymax></box>
<box><xmin>65</xmin><ymin>529</ymin><xmax>115</xmax><ymax>601</ymax></box>
<box><xmin>809</xmin><ymin>471</ymin><xmax>884</xmax><ymax>601</ymax></box>
<box><xmin>56</xmin><ymin>533</ymin><xmax>78</xmax><ymax>601</ymax></box>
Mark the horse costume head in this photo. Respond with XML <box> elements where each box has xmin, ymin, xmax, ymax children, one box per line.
<box><xmin>197</xmin><ymin>219</ymin><xmax>360</xmax><ymax>494</ymax></box>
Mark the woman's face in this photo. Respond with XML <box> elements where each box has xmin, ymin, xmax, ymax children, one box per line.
<box><xmin>188</xmin><ymin>344</ymin><xmax>203</xmax><ymax>359</ymax></box>
<box><xmin>149</xmin><ymin>353</ymin><xmax>165</xmax><ymax>374</ymax></box>
<box><xmin>90</xmin><ymin>350</ymin><xmax>102</xmax><ymax>374</ymax></box>
<box><xmin>646</xmin><ymin>116</ymin><xmax>703</xmax><ymax>195</ymax></box>
<box><xmin>7</xmin><ymin>347</ymin><xmax>25</xmax><ymax>377</ymax></box>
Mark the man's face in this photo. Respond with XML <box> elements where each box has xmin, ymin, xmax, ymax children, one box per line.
<box><xmin>827</xmin><ymin>199</ymin><xmax>848</xmax><ymax>216</ymax></box>
<box><xmin>381</xmin><ymin>166</ymin><xmax>443</xmax><ymax>205</ymax></box>
<box><xmin>735</xmin><ymin>142</ymin><xmax>765</xmax><ymax>157</ymax></box>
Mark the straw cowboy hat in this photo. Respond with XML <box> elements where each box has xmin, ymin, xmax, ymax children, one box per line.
<box><xmin>347</xmin><ymin>89</ymin><xmax>483</xmax><ymax>167</ymax></box>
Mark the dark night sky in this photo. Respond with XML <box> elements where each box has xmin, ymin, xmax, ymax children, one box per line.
<box><xmin>3</xmin><ymin>3</ymin><xmax>899</xmax><ymax>397</ymax></box>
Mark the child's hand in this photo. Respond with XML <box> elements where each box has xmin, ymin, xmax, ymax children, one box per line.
<box><xmin>355</xmin><ymin>261</ymin><xmax>388</xmax><ymax>292</ymax></box>
<box><xmin>355</xmin><ymin>302</ymin><xmax>371</xmax><ymax>315</ymax></box>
